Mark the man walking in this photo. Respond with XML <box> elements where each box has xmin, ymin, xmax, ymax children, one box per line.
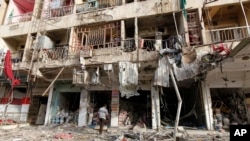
<box><xmin>98</xmin><ymin>104</ymin><xmax>109</xmax><ymax>135</ymax></box>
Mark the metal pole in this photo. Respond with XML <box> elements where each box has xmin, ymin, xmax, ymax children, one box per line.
<box><xmin>173</xmin><ymin>12</ymin><xmax>179</xmax><ymax>35</ymax></box>
<box><xmin>239</xmin><ymin>0</ymin><xmax>250</xmax><ymax>36</ymax></box>
<box><xmin>170</xmin><ymin>68</ymin><xmax>182</xmax><ymax>140</ymax></box>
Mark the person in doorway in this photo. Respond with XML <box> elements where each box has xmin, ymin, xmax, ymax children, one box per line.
<box><xmin>98</xmin><ymin>104</ymin><xmax>109</xmax><ymax>135</ymax></box>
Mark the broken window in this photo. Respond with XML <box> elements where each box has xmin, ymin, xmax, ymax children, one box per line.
<box><xmin>187</xmin><ymin>10</ymin><xmax>203</xmax><ymax>46</ymax></box>
<box><xmin>72</xmin><ymin>22</ymin><xmax>121</xmax><ymax>57</ymax></box>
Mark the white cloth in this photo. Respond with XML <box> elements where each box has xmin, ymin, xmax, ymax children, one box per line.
<box><xmin>98</xmin><ymin>107</ymin><xmax>108</xmax><ymax>120</ymax></box>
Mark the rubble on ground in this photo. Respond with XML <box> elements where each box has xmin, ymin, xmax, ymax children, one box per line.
<box><xmin>0</xmin><ymin>123</ymin><xmax>229</xmax><ymax>141</ymax></box>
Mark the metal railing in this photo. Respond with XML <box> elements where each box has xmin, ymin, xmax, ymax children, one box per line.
<box><xmin>76</xmin><ymin>0</ymin><xmax>122</xmax><ymax>13</ymax></box>
<box><xmin>41</xmin><ymin>46</ymin><xmax>69</xmax><ymax>60</ymax></box>
<box><xmin>44</xmin><ymin>5</ymin><xmax>74</xmax><ymax>19</ymax></box>
<box><xmin>206</xmin><ymin>26</ymin><xmax>250</xmax><ymax>43</ymax></box>
<box><xmin>8</xmin><ymin>12</ymin><xmax>32</xmax><ymax>24</ymax></box>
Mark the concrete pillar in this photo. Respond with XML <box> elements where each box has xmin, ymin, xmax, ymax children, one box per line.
<box><xmin>44</xmin><ymin>85</ymin><xmax>54</xmax><ymax>125</ymax></box>
<box><xmin>121</xmin><ymin>20</ymin><xmax>125</xmax><ymax>50</ymax></box>
<box><xmin>32</xmin><ymin>0</ymin><xmax>43</xmax><ymax>21</ymax></box>
<box><xmin>78</xmin><ymin>89</ymin><xmax>88</xmax><ymax>127</ymax></box>
<box><xmin>110</xmin><ymin>90</ymin><xmax>119</xmax><ymax>127</ymax></box>
<box><xmin>201</xmin><ymin>81</ymin><xmax>214</xmax><ymax>130</ymax></box>
<box><xmin>155</xmin><ymin>32</ymin><xmax>162</xmax><ymax>50</ymax></box>
<box><xmin>122</xmin><ymin>0</ymin><xmax>126</xmax><ymax>5</ymax></box>
<box><xmin>134</xmin><ymin>17</ymin><xmax>138</xmax><ymax>48</ymax></box>
<box><xmin>198</xmin><ymin>8</ymin><xmax>207</xmax><ymax>44</ymax></box>
<box><xmin>181</xmin><ymin>11</ymin><xmax>190</xmax><ymax>46</ymax></box>
<box><xmin>0</xmin><ymin>0</ymin><xmax>8</xmax><ymax>25</ymax></box>
<box><xmin>151</xmin><ymin>85</ymin><xmax>160</xmax><ymax>130</ymax></box>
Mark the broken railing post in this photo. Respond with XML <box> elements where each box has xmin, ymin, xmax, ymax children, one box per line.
<box><xmin>169</xmin><ymin>68</ymin><xmax>182</xmax><ymax>140</ymax></box>
<box><xmin>42</xmin><ymin>67</ymin><xmax>65</xmax><ymax>96</ymax></box>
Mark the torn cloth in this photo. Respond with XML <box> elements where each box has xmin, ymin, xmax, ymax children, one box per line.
<box><xmin>154</xmin><ymin>56</ymin><xmax>169</xmax><ymax>87</ymax></box>
<box><xmin>119</xmin><ymin>62</ymin><xmax>139</xmax><ymax>99</ymax></box>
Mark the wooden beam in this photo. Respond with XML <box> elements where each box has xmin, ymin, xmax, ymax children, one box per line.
<box><xmin>42</xmin><ymin>67</ymin><xmax>65</xmax><ymax>96</ymax></box>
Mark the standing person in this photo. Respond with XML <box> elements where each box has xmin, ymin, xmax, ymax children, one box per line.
<box><xmin>98</xmin><ymin>104</ymin><xmax>109</xmax><ymax>135</ymax></box>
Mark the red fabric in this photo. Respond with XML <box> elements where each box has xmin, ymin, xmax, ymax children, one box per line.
<box><xmin>4</xmin><ymin>50</ymin><xmax>20</xmax><ymax>87</ymax></box>
<box><xmin>13</xmin><ymin>0</ymin><xmax>34</xmax><ymax>12</ymax></box>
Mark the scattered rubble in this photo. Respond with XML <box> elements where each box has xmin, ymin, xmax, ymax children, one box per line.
<box><xmin>0</xmin><ymin>124</ymin><xmax>229</xmax><ymax>141</ymax></box>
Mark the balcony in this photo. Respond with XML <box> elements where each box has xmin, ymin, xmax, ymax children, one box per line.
<box><xmin>43</xmin><ymin>5</ymin><xmax>74</xmax><ymax>19</ymax></box>
<box><xmin>206</xmin><ymin>26</ymin><xmax>250</xmax><ymax>44</ymax></box>
<box><xmin>76</xmin><ymin>0</ymin><xmax>122</xmax><ymax>13</ymax></box>
<box><xmin>40</xmin><ymin>46</ymin><xmax>69</xmax><ymax>62</ymax></box>
<box><xmin>8</xmin><ymin>12</ymin><xmax>32</xmax><ymax>24</ymax></box>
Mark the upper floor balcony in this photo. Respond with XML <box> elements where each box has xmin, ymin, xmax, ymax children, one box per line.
<box><xmin>4</xmin><ymin>0</ymin><xmax>34</xmax><ymax>25</ymax></box>
<box><xmin>8</xmin><ymin>12</ymin><xmax>33</xmax><ymax>25</ymax></box>
<box><xmin>206</xmin><ymin>26</ymin><xmax>250</xmax><ymax>44</ymax></box>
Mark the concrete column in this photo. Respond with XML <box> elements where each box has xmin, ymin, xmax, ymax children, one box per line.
<box><xmin>110</xmin><ymin>90</ymin><xmax>119</xmax><ymax>127</ymax></box>
<box><xmin>32</xmin><ymin>0</ymin><xmax>42</xmax><ymax>21</ymax></box>
<box><xmin>155</xmin><ymin>32</ymin><xmax>162</xmax><ymax>50</ymax></box>
<box><xmin>121</xmin><ymin>20</ymin><xmax>125</xmax><ymax>50</ymax></box>
<box><xmin>44</xmin><ymin>85</ymin><xmax>54</xmax><ymax>125</ymax></box>
<box><xmin>122</xmin><ymin>0</ymin><xmax>126</xmax><ymax>5</ymax></box>
<box><xmin>201</xmin><ymin>81</ymin><xmax>214</xmax><ymax>130</ymax></box>
<box><xmin>78</xmin><ymin>89</ymin><xmax>88</xmax><ymax>127</ymax></box>
<box><xmin>134</xmin><ymin>17</ymin><xmax>138</xmax><ymax>48</ymax></box>
<box><xmin>198</xmin><ymin>8</ymin><xmax>207</xmax><ymax>44</ymax></box>
<box><xmin>181</xmin><ymin>11</ymin><xmax>190</xmax><ymax>46</ymax></box>
<box><xmin>0</xmin><ymin>0</ymin><xmax>8</xmax><ymax>25</ymax></box>
<box><xmin>151</xmin><ymin>85</ymin><xmax>160</xmax><ymax>130</ymax></box>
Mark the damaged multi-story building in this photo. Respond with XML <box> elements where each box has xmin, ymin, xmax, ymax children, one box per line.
<box><xmin>0</xmin><ymin>0</ymin><xmax>250</xmax><ymax>137</ymax></box>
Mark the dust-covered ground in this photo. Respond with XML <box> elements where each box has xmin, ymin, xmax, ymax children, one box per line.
<box><xmin>0</xmin><ymin>124</ymin><xmax>229</xmax><ymax>141</ymax></box>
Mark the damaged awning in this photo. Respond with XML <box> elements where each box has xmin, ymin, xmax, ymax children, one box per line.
<box><xmin>13</xmin><ymin>0</ymin><xmax>34</xmax><ymax>12</ymax></box>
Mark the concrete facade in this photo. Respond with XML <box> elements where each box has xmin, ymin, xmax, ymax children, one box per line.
<box><xmin>0</xmin><ymin>0</ymin><xmax>250</xmax><ymax>134</ymax></box>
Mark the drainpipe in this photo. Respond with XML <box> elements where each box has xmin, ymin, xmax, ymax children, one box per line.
<box><xmin>239</xmin><ymin>0</ymin><xmax>250</xmax><ymax>36</ymax></box>
<box><xmin>169</xmin><ymin>68</ymin><xmax>182</xmax><ymax>140</ymax></box>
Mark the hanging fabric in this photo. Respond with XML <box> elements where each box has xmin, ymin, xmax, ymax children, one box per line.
<box><xmin>2</xmin><ymin>50</ymin><xmax>21</xmax><ymax>104</ymax></box>
<box><xmin>4</xmin><ymin>50</ymin><xmax>21</xmax><ymax>87</ymax></box>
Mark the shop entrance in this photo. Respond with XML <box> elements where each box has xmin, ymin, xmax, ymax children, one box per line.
<box><xmin>210</xmin><ymin>88</ymin><xmax>248</xmax><ymax>131</ymax></box>
<box><xmin>51</xmin><ymin>92</ymin><xmax>80</xmax><ymax>124</ymax></box>
<box><xmin>119</xmin><ymin>90</ymin><xmax>152</xmax><ymax>128</ymax></box>
<box><xmin>88</xmin><ymin>91</ymin><xmax>112</xmax><ymax>126</ymax></box>
<box><xmin>160</xmin><ymin>83</ymin><xmax>205</xmax><ymax>128</ymax></box>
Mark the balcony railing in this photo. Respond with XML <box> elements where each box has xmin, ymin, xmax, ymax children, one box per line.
<box><xmin>11</xmin><ymin>52</ymin><xmax>23</xmax><ymax>64</ymax></box>
<box><xmin>76</xmin><ymin>0</ymin><xmax>122</xmax><ymax>13</ymax></box>
<box><xmin>206</xmin><ymin>26</ymin><xmax>250</xmax><ymax>43</ymax></box>
<box><xmin>41</xmin><ymin>46</ymin><xmax>69</xmax><ymax>61</ymax></box>
<box><xmin>8</xmin><ymin>12</ymin><xmax>32</xmax><ymax>24</ymax></box>
<box><xmin>44</xmin><ymin>5</ymin><xmax>73</xmax><ymax>19</ymax></box>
